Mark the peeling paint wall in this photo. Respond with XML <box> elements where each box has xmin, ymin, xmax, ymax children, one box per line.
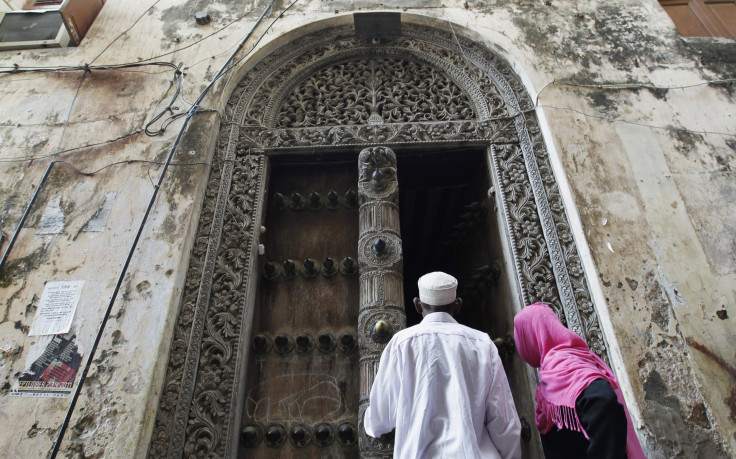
<box><xmin>0</xmin><ymin>0</ymin><xmax>734</xmax><ymax>457</ymax></box>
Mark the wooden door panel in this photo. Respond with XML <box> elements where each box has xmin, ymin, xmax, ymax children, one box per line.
<box><xmin>239</xmin><ymin>160</ymin><xmax>360</xmax><ymax>457</ymax></box>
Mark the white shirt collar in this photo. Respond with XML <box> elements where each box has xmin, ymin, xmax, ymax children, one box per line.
<box><xmin>420</xmin><ymin>311</ymin><xmax>458</xmax><ymax>324</ymax></box>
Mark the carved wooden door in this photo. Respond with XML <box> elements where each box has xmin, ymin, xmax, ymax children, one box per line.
<box><xmin>238</xmin><ymin>157</ymin><xmax>363</xmax><ymax>457</ymax></box>
<box><xmin>238</xmin><ymin>148</ymin><xmax>406</xmax><ymax>458</ymax></box>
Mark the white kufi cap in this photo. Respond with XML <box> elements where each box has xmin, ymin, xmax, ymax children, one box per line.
<box><xmin>418</xmin><ymin>272</ymin><xmax>458</xmax><ymax>306</ymax></box>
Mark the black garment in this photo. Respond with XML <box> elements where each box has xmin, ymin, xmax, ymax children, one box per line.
<box><xmin>541</xmin><ymin>379</ymin><xmax>627</xmax><ymax>459</ymax></box>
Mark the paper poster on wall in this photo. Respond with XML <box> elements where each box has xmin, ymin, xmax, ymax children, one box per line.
<box><xmin>10</xmin><ymin>335</ymin><xmax>83</xmax><ymax>398</ymax></box>
<box><xmin>28</xmin><ymin>280</ymin><xmax>84</xmax><ymax>336</ymax></box>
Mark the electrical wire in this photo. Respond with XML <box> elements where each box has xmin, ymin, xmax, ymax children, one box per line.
<box><xmin>135</xmin><ymin>7</ymin><xmax>259</xmax><ymax>64</ymax></box>
<box><xmin>183</xmin><ymin>39</ymin><xmax>243</xmax><ymax>73</ymax></box>
<box><xmin>0</xmin><ymin>130</ymin><xmax>145</xmax><ymax>163</ymax></box>
<box><xmin>0</xmin><ymin>72</ymin><xmax>86</xmax><ymax>272</ymax></box>
<box><xmin>222</xmin><ymin>0</ymin><xmax>299</xmax><ymax>77</ymax></box>
<box><xmin>445</xmin><ymin>18</ymin><xmax>734</xmax><ymax>137</ymax></box>
<box><xmin>89</xmin><ymin>0</ymin><xmax>163</xmax><ymax>64</ymax></box>
<box><xmin>0</xmin><ymin>61</ymin><xmax>176</xmax><ymax>75</ymax></box>
<box><xmin>47</xmin><ymin>0</ymin><xmax>287</xmax><ymax>456</ymax></box>
<box><xmin>534</xmin><ymin>77</ymin><xmax>736</xmax><ymax>107</ymax></box>
<box><xmin>144</xmin><ymin>64</ymin><xmax>185</xmax><ymax>136</ymax></box>
<box><xmin>1</xmin><ymin>61</ymin><xmax>186</xmax><ymax>137</ymax></box>
<box><xmin>535</xmin><ymin>103</ymin><xmax>735</xmax><ymax>137</ymax></box>
<box><xmin>52</xmin><ymin>158</ymin><xmax>214</xmax><ymax>176</ymax></box>
<box><xmin>0</xmin><ymin>1</ymin><xmax>259</xmax><ymax>72</ymax></box>
<box><xmin>0</xmin><ymin>108</ymin><xmax>218</xmax><ymax>165</ymax></box>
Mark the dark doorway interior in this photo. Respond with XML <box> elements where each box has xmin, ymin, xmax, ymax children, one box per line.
<box><xmin>398</xmin><ymin>146</ymin><xmax>541</xmax><ymax>457</ymax></box>
<box><xmin>398</xmin><ymin>147</ymin><xmax>509</xmax><ymax>338</ymax></box>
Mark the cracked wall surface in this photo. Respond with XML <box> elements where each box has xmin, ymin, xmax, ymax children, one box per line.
<box><xmin>0</xmin><ymin>0</ymin><xmax>734</xmax><ymax>457</ymax></box>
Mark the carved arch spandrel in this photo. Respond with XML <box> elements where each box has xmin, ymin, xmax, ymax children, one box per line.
<box><xmin>148</xmin><ymin>22</ymin><xmax>605</xmax><ymax>458</ymax></box>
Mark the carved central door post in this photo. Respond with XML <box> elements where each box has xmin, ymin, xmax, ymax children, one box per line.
<box><xmin>357</xmin><ymin>147</ymin><xmax>406</xmax><ymax>458</ymax></box>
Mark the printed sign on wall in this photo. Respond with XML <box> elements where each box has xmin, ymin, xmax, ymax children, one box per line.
<box><xmin>29</xmin><ymin>280</ymin><xmax>83</xmax><ymax>336</ymax></box>
<box><xmin>10</xmin><ymin>335</ymin><xmax>83</xmax><ymax>398</ymax></box>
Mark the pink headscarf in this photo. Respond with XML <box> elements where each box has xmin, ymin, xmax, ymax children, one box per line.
<box><xmin>514</xmin><ymin>303</ymin><xmax>646</xmax><ymax>458</ymax></box>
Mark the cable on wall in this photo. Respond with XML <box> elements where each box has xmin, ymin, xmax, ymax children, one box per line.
<box><xmin>47</xmin><ymin>0</ymin><xmax>290</xmax><ymax>456</ymax></box>
<box><xmin>0</xmin><ymin>72</ymin><xmax>87</xmax><ymax>273</ymax></box>
<box><xmin>1</xmin><ymin>62</ymin><xmax>189</xmax><ymax>138</ymax></box>
<box><xmin>144</xmin><ymin>64</ymin><xmax>185</xmax><ymax>136</ymax></box>
<box><xmin>0</xmin><ymin>62</ymin><xmax>185</xmax><ymax>276</ymax></box>
<box><xmin>89</xmin><ymin>0</ymin><xmax>164</xmax><ymax>65</ymax></box>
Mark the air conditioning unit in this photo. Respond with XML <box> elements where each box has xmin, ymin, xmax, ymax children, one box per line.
<box><xmin>0</xmin><ymin>0</ymin><xmax>104</xmax><ymax>50</ymax></box>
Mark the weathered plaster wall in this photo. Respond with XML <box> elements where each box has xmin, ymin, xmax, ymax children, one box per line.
<box><xmin>0</xmin><ymin>0</ymin><xmax>241</xmax><ymax>454</ymax></box>
<box><xmin>0</xmin><ymin>0</ymin><xmax>734</xmax><ymax>457</ymax></box>
<box><xmin>0</xmin><ymin>0</ymin><xmax>23</xmax><ymax>12</ymax></box>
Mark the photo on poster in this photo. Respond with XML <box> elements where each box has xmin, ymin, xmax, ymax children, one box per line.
<box><xmin>10</xmin><ymin>335</ymin><xmax>83</xmax><ymax>398</ymax></box>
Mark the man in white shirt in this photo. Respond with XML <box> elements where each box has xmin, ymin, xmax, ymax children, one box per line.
<box><xmin>364</xmin><ymin>271</ymin><xmax>522</xmax><ymax>458</ymax></box>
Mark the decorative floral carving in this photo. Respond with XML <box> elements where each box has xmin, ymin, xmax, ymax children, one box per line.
<box><xmin>276</xmin><ymin>58</ymin><xmax>476</xmax><ymax>127</ymax></box>
<box><xmin>239</xmin><ymin>118</ymin><xmax>517</xmax><ymax>151</ymax></box>
<box><xmin>148</xmin><ymin>125</ymin><xmax>232</xmax><ymax>458</ymax></box>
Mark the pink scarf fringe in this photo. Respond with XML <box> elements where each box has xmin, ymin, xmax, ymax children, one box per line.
<box><xmin>538</xmin><ymin>397</ymin><xmax>589</xmax><ymax>439</ymax></box>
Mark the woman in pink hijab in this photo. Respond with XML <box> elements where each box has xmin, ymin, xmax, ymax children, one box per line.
<box><xmin>513</xmin><ymin>302</ymin><xmax>645</xmax><ymax>459</ymax></box>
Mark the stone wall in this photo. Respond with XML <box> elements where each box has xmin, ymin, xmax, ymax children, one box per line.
<box><xmin>0</xmin><ymin>0</ymin><xmax>733</xmax><ymax>456</ymax></box>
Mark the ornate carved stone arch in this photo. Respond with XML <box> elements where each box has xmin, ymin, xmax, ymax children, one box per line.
<box><xmin>148</xmin><ymin>20</ymin><xmax>606</xmax><ymax>458</ymax></box>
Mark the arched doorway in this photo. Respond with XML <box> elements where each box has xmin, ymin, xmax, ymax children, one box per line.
<box><xmin>148</xmin><ymin>16</ymin><xmax>608</xmax><ymax>458</ymax></box>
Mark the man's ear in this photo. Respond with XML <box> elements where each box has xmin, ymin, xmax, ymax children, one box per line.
<box><xmin>452</xmin><ymin>297</ymin><xmax>463</xmax><ymax>316</ymax></box>
<box><xmin>413</xmin><ymin>297</ymin><xmax>423</xmax><ymax>315</ymax></box>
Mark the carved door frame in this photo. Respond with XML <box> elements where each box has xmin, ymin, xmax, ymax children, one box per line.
<box><xmin>148</xmin><ymin>20</ymin><xmax>608</xmax><ymax>458</ymax></box>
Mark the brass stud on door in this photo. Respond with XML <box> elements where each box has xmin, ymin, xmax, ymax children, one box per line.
<box><xmin>338</xmin><ymin>332</ymin><xmax>357</xmax><ymax>351</ymax></box>
<box><xmin>290</xmin><ymin>192</ymin><xmax>305</xmax><ymax>210</ymax></box>
<box><xmin>252</xmin><ymin>334</ymin><xmax>272</xmax><ymax>354</ymax></box>
<box><xmin>240</xmin><ymin>424</ymin><xmax>264</xmax><ymax>448</ymax></box>
<box><xmin>308</xmin><ymin>192</ymin><xmax>323</xmax><ymax>211</ymax></box>
<box><xmin>371</xmin><ymin>168</ymin><xmax>387</xmax><ymax>190</ymax></box>
<box><xmin>302</xmin><ymin>258</ymin><xmax>318</xmax><ymax>278</ymax></box>
<box><xmin>371</xmin><ymin>320</ymin><xmax>393</xmax><ymax>344</ymax></box>
<box><xmin>262</xmin><ymin>262</ymin><xmax>280</xmax><ymax>280</ymax></box>
<box><xmin>313</xmin><ymin>423</ymin><xmax>335</xmax><ymax>447</ymax></box>
<box><xmin>274</xmin><ymin>334</ymin><xmax>294</xmax><ymax>354</ymax></box>
<box><xmin>371</xmin><ymin>238</ymin><xmax>389</xmax><ymax>258</ymax></box>
<box><xmin>264</xmin><ymin>423</ymin><xmax>287</xmax><ymax>448</ymax></box>
<box><xmin>337</xmin><ymin>422</ymin><xmax>358</xmax><ymax>446</ymax></box>
<box><xmin>321</xmin><ymin>257</ymin><xmax>337</xmax><ymax>277</ymax></box>
<box><xmin>317</xmin><ymin>332</ymin><xmax>336</xmax><ymax>353</ymax></box>
<box><xmin>295</xmin><ymin>333</ymin><xmax>314</xmax><ymax>353</ymax></box>
<box><xmin>344</xmin><ymin>189</ymin><xmax>358</xmax><ymax>208</ymax></box>
<box><xmin>283</xmin><ymin>259</ymin><xmax>297</xmax><ymax>279</ymax></box>
<box><xmin>340</xmin><ymin>256</ymin><xmax>358</xmax><ymax>275</ymax></box>
<box><xmin>520</xmin><ymin>417</ymin><xmax>532</xmax><ymax>442</ymax></box>
<box><xmin>289</xmin><ymin>423</ymin><xmax>312</xmax><ymax>448</ymax></box>
<box><xmin>271</xmin><ymin>192</ymin><xmax>286</xmax><ymax>211</ymax></box>
<box><xmin>326</xmin><ymin>190</ymin><xmax>340</xmax><ymax>210</ymax></box>
<box><xmin>493</xmin><ymin>335</ymin><xmax>515</xmax><ymax>364</ymax></box>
